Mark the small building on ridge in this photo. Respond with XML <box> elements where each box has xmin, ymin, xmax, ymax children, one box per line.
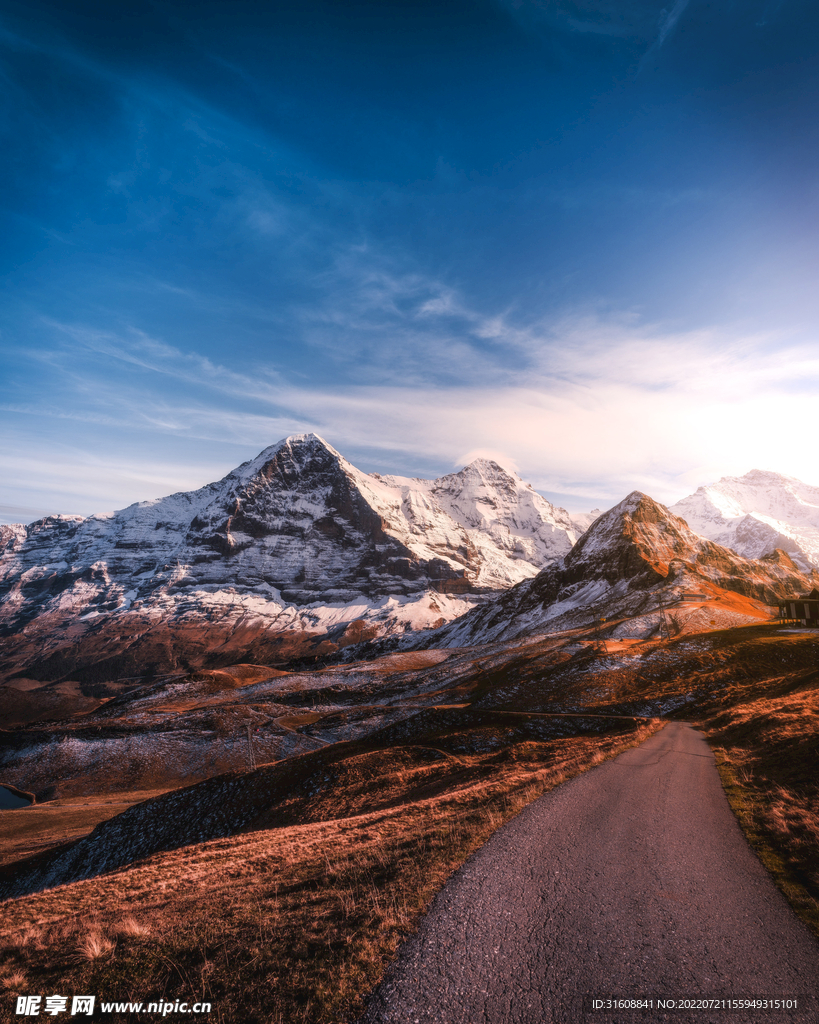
<box><xmin>778</xmin><ymin>589</ymin><xmax>819</xmax><ymax>626</ymax></box>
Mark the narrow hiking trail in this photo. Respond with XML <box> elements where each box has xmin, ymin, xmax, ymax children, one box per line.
<box><xmin>360</xmin><ymin>723</ymin><xmax>819</xmax><ymax>1024</ymax></box>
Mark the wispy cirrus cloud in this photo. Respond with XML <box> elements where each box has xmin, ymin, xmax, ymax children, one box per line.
<box><xmin>638</xmin><ymin>0</ymin><xmax>691</xmax><ymax>69</ymax></box>
<box><xmin>494</xmin><ymin>0</ymin><xmax>694</xmax><ymax>46</ymax></box>
<box><xmin>4</xmin><ymin>277</ymin><xmax>818</xmax><ymax>519</ymax></box>
<box><xmin>655</xmin><ymin>0</ymin><xmax>690</xmax><ymax>48</ymax></box>
<box><xmin>494</xmin><ymin>0</ymin><xmax>660</xmax><ymax>40</ymax></box>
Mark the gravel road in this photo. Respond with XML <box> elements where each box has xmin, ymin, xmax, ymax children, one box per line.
<box><xmin>359</xmin><ymin>722</ymin><xmax>818</xmax><ymax>1024</ymax></box>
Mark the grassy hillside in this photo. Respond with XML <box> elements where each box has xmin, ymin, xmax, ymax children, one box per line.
<box><xmin>0</xmin><ymin>715</ymin><xmax>659</xmax><ymax>1023</ymax></box>
<box><xmin>704</xmin><ymin>682</ymin><xmax>819</xmax><ymax>939</ymax></box>
<box><xmin>2</xmin><ymin>622</ymin><xmax>817</xmax><ymax>1022</ymax></box>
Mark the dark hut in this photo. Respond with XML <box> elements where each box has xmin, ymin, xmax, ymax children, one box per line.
<box><xmin>778</xmin><ymin>589</ymin><xmax>819</xmax><ymax>626</ymax></box>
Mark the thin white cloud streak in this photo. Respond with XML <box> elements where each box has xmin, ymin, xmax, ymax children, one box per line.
<box><xmin>0</xmin><ymin>504</ymin><xmax>56</xmax><ymax>527</ymax></box>
<box><xmin>494</xmin><ymin>1</ymin><xmax>661</xmax><ymax>41</ymax></box>
<box><xmin>42</xmin><ymin>320</ymin><xmax>286</xmax><ymax>399</ymax></box>
<box><xmin>0</xmin><ymin>446</ymin><xmax>217</xmax><ymax>517</ymax></box>
<box><xmin>6</xmin><ymin>309</ymin><xmax>819</xmax><ymax>517</ymax></box>
<box><xmin>638</xmin><ymin>0</ymin><xmax>690</xmax><ymax>70</ymax></box>
<box><xmin>656</xmin><ymin>0</ymin><xmax>690</xmax><ymax>48</ymax></box>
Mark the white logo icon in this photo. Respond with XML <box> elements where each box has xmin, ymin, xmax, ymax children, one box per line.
<box><xmin>15</xmin><ymin>996</ymin><xmax>41</xmax><ymax>1016</ymax></box>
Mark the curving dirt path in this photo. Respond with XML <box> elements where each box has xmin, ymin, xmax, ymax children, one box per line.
<box><xmin>360</xmin><ymin>723</ymin><xmax>818</xmax><ymax>1024</ymax></box>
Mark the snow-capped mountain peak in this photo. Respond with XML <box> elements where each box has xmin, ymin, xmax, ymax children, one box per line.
<box><xmin>0</xmin><ymin>435</ymin><xmax>594</xmax><ymax>681</ymax></box>
<box><xmin>430</xmin><ymin>487</ymin><xmax>819</xmax><ymax>648</ymax></box>
<box><xmin>670</xmin><ymin>469</ymin><xmax>819</xmax><ymax>569</ymax></box>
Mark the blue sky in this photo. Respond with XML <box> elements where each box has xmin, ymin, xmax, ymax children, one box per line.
<box><xmin>2</xmin><ymin>0</ymin><xmax>819</xmax><ymax>523</ymax></box>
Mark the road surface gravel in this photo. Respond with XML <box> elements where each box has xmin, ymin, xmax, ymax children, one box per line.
<box><xmin>359</xmin><ymin>722</ymin><xmax>818</xmax><ymax>1024</ymax></box>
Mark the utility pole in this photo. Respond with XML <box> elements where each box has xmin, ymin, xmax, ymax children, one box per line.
<box><xmin>658</xmin><ymin>596</ymin><xmax>670</xmax><ymax>640</ymax></box>
<box><xmin>593</xmin><ymin>612</ymin><xmax>606</xmax><ymax>653</ymax></box>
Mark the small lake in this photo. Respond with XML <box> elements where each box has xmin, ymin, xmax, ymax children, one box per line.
<box><xmin>0</xmin><ymin>786</ymin><xmax>32</xmax><ymax>809</ymax></box>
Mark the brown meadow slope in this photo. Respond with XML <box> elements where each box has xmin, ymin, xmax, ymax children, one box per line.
<box><xmin>0</xmin><ymin>715</ymin><xmax>660</xmax><ymax>1023</ymax></box>
<box><xmin>1</xmin><ymin>622</ymin><xmax>817</xmax><ymax>1022</ymax></box>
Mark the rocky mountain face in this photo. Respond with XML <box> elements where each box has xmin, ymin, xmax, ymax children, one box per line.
<box><xmin>431</xmin><ymin>491</ymin><xmax>819</xmax><ymax>647</ymax></box>
<box><xmin>0</xmin><ymin>434</ymin><xmax>589</xmax><ymax>683</ymax></box>
<box><xmin>670</xmin><ymin>469</ymin><xmax>819</xmax><ymax>570</ymax></box>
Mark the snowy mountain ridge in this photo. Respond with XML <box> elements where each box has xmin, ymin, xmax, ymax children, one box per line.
<box><xmin>0</xmin><ymin>434</ymin><xmax>593</xmax><ymax>680</ymax></box>
<box><xmin>0</xmin><ymin>433</ymin><xmax>589</xmax><ymax>600</ymax></box>
<box><xmin>669</xmin><ymin>469</ymin><xmax>819</xmax><ymax>570</ymax></box>
<box><xmin>427</xmin><ymin>489</ymin><xmax>819</xmax><ymax>648</ymax></box>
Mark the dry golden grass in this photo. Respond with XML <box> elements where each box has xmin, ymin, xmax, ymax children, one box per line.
<box><xmin>76</xmin><ymin>930</ymin><xmax>117</xmax><ymax>962</ymax></box>
<box><xmin>116</xmin><ymin>916</ymin><xmax>153</xmax><ymax>939</ymax></box>
<box><xmin>0</xmin><ymin>968</ymin><xmax>27</xmax><ymax>992</ymax></box>
<box><xmin>0</xmin><ymin>720</ymin><xmax>660</xmax><ymax>1024</ymax></box>
<box><xmin>702</xmin><ymin>682</ymin><xmax>819</xmax><ymax>939</ymax></box>
<box><xmin>7</xmin><ymin>623</ymin><xmax>815</xmax><ymax>1019</ymax></box>
<box><xmin>472</xmin><ymin>624</ymin><xmax>819</xmax><ymax>720</ymax></box>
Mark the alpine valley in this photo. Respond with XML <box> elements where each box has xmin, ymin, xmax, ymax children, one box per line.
<box><xmin>2</xmin><ymin>438</ymin><xmax>819</xmax><ymax>1024</ymax></box>
<box><xmin>3</xmin><ymin>437</ymin><xmax>819</xmax><ymax>702</ymax></box>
